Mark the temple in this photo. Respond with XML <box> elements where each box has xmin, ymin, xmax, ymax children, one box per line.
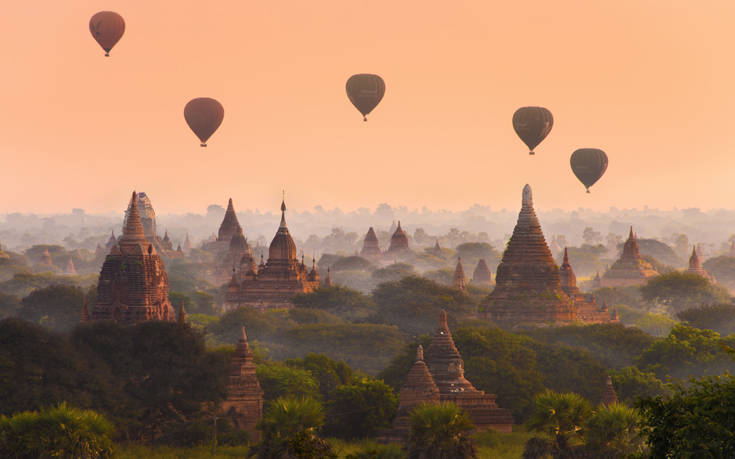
<box><xmin>65</xmin><ymin>257</ymin><xmax>77</xmax><ymax>275</ymax></box>
<box><xmin>0</xmin><ymin>241</ymin><xmax>8</xmax><ymax>260</ymax></box>
<box><xmin>323</xmin><ymin>267</ymin><xmax>333</xmax><ymax>287</ymax></box>
<box><xmin>471</xmin><ymin>259</ymin><xmax>493</xmax><ymax>287</ymax></box>
<box><xmin>224</xmin><ymin>199</ymin><xmax>319</xmax><ymax>310</ymax></box>
<box><xmin>214</xmin><ymin>199</ymin><xmax>243</xmax><ymax>251</ymax></box>
<box><xmin>360</xmin><ymin>227</ymin><xmax>382</xmax><ymax>259</ymax></box>
<box><xmin>600</xmin><ymin>376</ymin><xmax>618</xmax><ymax>406</ymax></box>
<box><xmin>183</xmin><ymin>233</ymin><xmax>192</xmax><ymax>252</ymax></box>
<box><xmin>221</xmin><ymin>326</ymin><xmax>263</xmax><ymax>440</ymax></box>
<box><xmin>122</xmin><ymin>192</ymin><xmax>180</xmax><ymax>258</ymax></box>
<box><xmin>453</xmin><ymin>258</ymin><xmax>467</xmax><ymax>290</ymax></box>
<box><xmin>386</xmin><ymin>221</ymin><xmax>410</xmax><ymax>256</ymax></box>
<box><xmin>91</xmin><ymin>192</ymin><xmax>176</xmax><ymax>324</ymax></box>
<box><xmin>424</xmin><ymin>310</ymin><xmax>514</xmax><ymax>432</ymax></box>
<box><xmin>600</xmin><ymin>228</ymin><xmax>659</xmax><ymax>287</ymax></box>
<box><xmin>686</xmin><ymin>246</ymin><xmax>714</xmax><ymax>282</ymax></box>
<box><xmin>389</xmin><ymin>345</ymin><xmax>440</xmax><ymax>440</ymax></box>
<box><xmin>480</xmin><ymin>185</ymin><xmax>616</xmax><ymax>327</ymax></box>
<box><xmin>39</xmin><ymin>249</ymin><xmax>53</xmax><ymax>267</ymax></box>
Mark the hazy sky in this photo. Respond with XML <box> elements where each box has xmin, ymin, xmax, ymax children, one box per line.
<box><xmin>2</xmin><ymin>1</ymin><xmax>734</xmax><ymax>214</ymax></box>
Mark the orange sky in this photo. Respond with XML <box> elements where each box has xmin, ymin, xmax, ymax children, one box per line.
<box><xmin>1</xmin><ymin>0</ymin><xmax>734</xmax><ymax>214</ymax></box>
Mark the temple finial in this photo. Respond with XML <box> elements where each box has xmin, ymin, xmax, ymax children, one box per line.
<box><xmin>416</xmin><ymin>344</ymin><xmax>424</xmax><ymax>362</ymax></box>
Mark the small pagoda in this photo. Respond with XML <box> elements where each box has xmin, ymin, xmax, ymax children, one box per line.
<box><xmin>600</xmin><ymin>376</ymin><xmax>618</xmax><ymax>406</ymax></box>
<box><xmin>686</xmin><ymin>246</ymin><xmax>714</xmax><ymax>283</ymax></box>
<box><xmin>221</xmin><ymin>326</ymin><xmax>263</xmax><ymax>440</ymax></box>
<box><xmin>600</xmin><ymin>228</ymin><xmax>659</xmax><ymax>288</ymax></box>
<box><xmin>386</xmin><ymin>221</ymin><xmax>410</xmax><ymax>255</ymax></box>
<box><xmin>390</xmin><ymin>345</ymin><xmax>440</xmax><ymax>440</ymax></box>
<box><xmin>471</xmin><ymin>259</ymin><xmax>492</xmax><ymax>286</ymax></box>
<box><xmin>453</xmin><ymin>258</ymin><xmax>467</xmax><ymax>290</ymax></box>
<box><xmin>360</xmin><ymin>227</ymin><xmax>382</xmax><ymax>259</ymax></box>
<box><xmin>560</xmin><ymin>248</ymin><xmax>617</xmax><ymax>323</ymax></box>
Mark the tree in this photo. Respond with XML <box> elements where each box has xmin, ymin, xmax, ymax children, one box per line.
<box><xmin>324</xmin><ymin>379</ymin><xmax>398</xmax><ymax>439</ymax></box>
<box><xmin>250</xmin><ymin>397</ymin><xmax>336</xmax><ymax>459</ymax></box>
<box><xmin>703</xmin><ymin>256</ymin><xmax>735</xmax><ymax>289</ymax></box>
<box><xmin>18</xmin><ymin>284</ymin><xmax>85</xmax><ymax>332</ymax></box>
<box><xmin>678</xmin><ymin>303</ymin><xmax>735</xmax><ymax>336</ymax></box>
<box><xmin>407</xmin><ymin>403</ymin><xmax>476</xmax><ymax>459</ymax></box>
<box><xmin>582</xmin><ymin>227</ymin><xmax>603</xmax><ymax>245</ymax></box>
<box><xmin>525</xmin><ymin>391</ymin><xmax>592</xmax><ymax>455</ymax></box>
<box><xmin>256</xmin><ymin>363</ymin><xmax>320</xmax><ymax>402</ymax></box>
<box><xmin>609</xmin><ymin>367</ymin><xmax>667</xmax><ymax>404</ymax></box>
<box><xmin>292</xmin><ymin>286</ymin><xmax>376</xmax><ymax>322</ymax></box>
<box><xmin>636</xmin><ymin>239</ymin><xmax>682</xmax><ymax>268</ymax></box>
<box><xmin>638</xmin><ymin>375</ymin><xmax>735</xmax><ymax>458</ymax></box>
<box><xmin>372</xmin><ymin>263</ymin><xmax>417</xmax><ymax>285</ymax></box>
<box><xmin>0</xmin><ymin>403</ymin><xmax>114</xmax><ymax>459</ymax></box>
<box><xmin>454</xmin><ymin>242</ymin><xmax>499</xmax><ymax>269</ymax></box>
<box><xmin>0</xmin><ymin>291</ymin><xmax>20</xmax><ymax>318</ymax></box>
<box><xmin>640</xmin><ymin>271</ymin><xmax>729</xmax><ymax>313</ymax></box>
<box><xmin>583</xmin><ymin>403</ymin><xmax>645</xmax><ymax>457</ymax></box>
<box><xmin>284</xmin><ymin>353</ymin><xmax>353</xmax><ymax>400</ymax></box>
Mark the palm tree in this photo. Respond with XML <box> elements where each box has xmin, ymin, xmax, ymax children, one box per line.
<box><xmin>407</xmin><ymin>402</ymin><xmax>477</xmax><ymax>459</ymax></box>
<box><xmin>525</xmin><ymin>390</ymin><xmax>592</xmax><ymax>455</ymax></box>
<box><xmin>584</xmin><ymin>403</ymin><xmax>645</xmax><ymax>457</ymax></box>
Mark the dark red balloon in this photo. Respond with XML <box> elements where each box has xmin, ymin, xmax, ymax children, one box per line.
<box><xmin>346</xmin><ymin>74</ymin><xmax>385</xmax><ymax>121</ymax></box>
<box><xmin>89</xmin><ymin>11</ymin><xmax>125</xmax><ymax>57</ymax></box>
<box><xmin>184</xmin><ymin>98</ymin><xmax>224</xmax><ymax>147</ymax></box>
<box><xmin>512</xmin><ymin>107</ymin><xmax>554</xmax><ymax>155</ymax></box>
<box><xmin>570</xmin><ymin>148</ymin><xmax>608</xmax><ymax>193</ymax></box>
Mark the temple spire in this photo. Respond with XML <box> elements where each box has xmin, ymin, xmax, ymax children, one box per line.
<box><xmin>178</xmin><ymin>303</ymin><xmax>187</xmax><ymax>324</ymax></box>
<box><xmin>80</xmin><ymin>299</ymin><xmax>90</xmax><ymax>323</ymax></box>
<box><xmin>120</xmin><ymin>191</ymin><xmax>148</xmax><ymax>244</ymax></box>
<box><xmin>601</xmin><ymin>375</ymin><xmax>619</xmax><ymax>406</ymax></box>
<box><xmin>439</xmin><ymin>309</ymin><xmax>448</xmax><ymax>330</ymax></box>
<box><xmin>279</xmin><ymin>197</ymin><xmax>287</xmax><ymax>228</ymax></box>
<box><xmin>416</xmin><ymin>344</ymin><xmax>424</xmax><ymax>362</ymax></box>
<box><xmin>453</xmin><ymin>257</ymin><xmax>467</xmax><ymax>290</ymax></box>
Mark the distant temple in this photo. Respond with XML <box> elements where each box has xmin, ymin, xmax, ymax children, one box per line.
<box><xmin>390</xmin><ymin>345</ymin><xmax>440</xmax><ymax>439</ymax></box>
<box><xmin>424</xmin><ymin>311</ymin><xmax>513</xmax><ymax>432</ymax></box>
<box><xmin>215</xmin><ymin>199</ymin><xmax>243</xmax><ymax>250</ymax></box>
<box><xmin>480</xmin><ymin>185</ymin><xmax>616</xmax><ymax>327</ymax></box>
<box><xmin>122</xmin><ymin>192</ymin><xmax>180</xmax><ymax>258</ymax></box>
<box><xmin>225</xmin><ymin>199</ymin><xmax>319</xmax><ymax>310</ymax></box>
<box><xmin>453</xmin><ymin>258</ymin><xmax>467</xmax><ymax>290</ymax></box>
<box><xmin>600</xmin><ymin>376</ymin><xmax>618</xmax><ymax>407</ymax></box>
<box><xmin>386</xmin><ymin>221</ymin><xmax>410</xmax><ymax>255</ymax></box>
<box><xmin>221</xmin><ymin>326</ymin><xmax>263</xmax><ymax>440</ymax></box>
<box><xmin>64</xmin><ymin>257</ymin><xmax>77</xmax><ymax>275</ymax></box>
<box><xmin>183</xmin><ymin>233</ymin><xmax>192</xmax><ymax>252</ymax></box>
<box><xmin>39</xmin><ymin>249</ymin><xmax>53</xmax><ymax>267</ymax></box>
<box><xmin>471</xmin><ymin>259</ymin><xmax>493</xmax><ymax>287</ymax></box>
<box><xmin>600</xmin><ymin>228</ymin><xmax>659</xmax><ymax>288</ymax></box>
<box><xmin>91</xmin><ymin>192</ymin><xmax>175</xmax><ymax>324</ymax></box>
<box><xmin>431</xmin><ymin>240</ymin><xmax>443</xmax><ymax>257</ymax></box>
<box><xmin>686</xmin><ymin>246</ymin><xmax>714</xmax><ymax>282</ymax></box>
<box><xmin>360</xmin><ymin>227</ymin><xmax>382</xmax><ymax>259</ymax></box>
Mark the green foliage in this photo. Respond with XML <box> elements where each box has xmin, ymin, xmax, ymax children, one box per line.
<box><xmin>636</xmin><ymin>238</ymin><xmax>682</xmax><ymax>268</ymax></box>
<box><xmin>592</xmin><ymin>286</ymin><xmax>645</xmax><ymax>311</ymax></box>
<box><xmin>343</xmin><ymin>441</ymin><xmax>405</xmax><ymax>459</ymax></box>
<box><xmin>560</xmin><ymin>244</ymin><xmax>607</xmax><ymax>277</ymax></box>
<box><xmin>703</xmin><ymin>255</ymin><xmax>735</xmax><ymax>289</ymax></box>
<box><xmin>0</xmin><ymin>291</ymin><xmax>21</xmax><ymax>318</ymax></box>
<box><xmin>525</xmin><ymin>391</ymin><xmax>592</xmax><ymax>453</ymax></box>
<box><xmin>618</xmin><ymin>306</ymin><xmax>678</xmax><ymax>337</ymax></box>
<box><xmin>0</xmin><ymin>271</ymin><xmax>82</xmax><ymax>298</ymax></box>
<box><xmin>422</xmin><ymin>268</ymin><xmax>454</xmax><ymax>286</ymax></box>
<box><xmin>293</xmin><ymin>286</ymin><xmax>376</xmax><ymax>322</ymax></box>
<box><xmin>372</xmin><ymin>276</ymin><xmax>476</xmax><ymax>335</ymax></box>
<box><xmin>324</xmin><ymin>379</ymin><xmax>398</xmax><ymax>439</ymax></box>
<box><xmin>640</xmin><ymin>271</ymin><xmax>730</xmax><ymax>313</ymax></box>
<box><xmin>372</xmin><ymin>263</ymin><xmax>417</xmax><ymax>285</ymax></box>
<box><xmin>638</xmin><ymin>374</ymin><xmax>735</xmax><ymax>458</ymax></box>
<box><xmin>256</xmin><ymin>362</ymin><xmax>320</xmax><ymax>402</ymax></box>
<box><xmin>326</xmin><ymin>255</ymin><xmax>375</xmax><ymax>272</ymax></box>
<box><xmin>284</xmin><ymin>353</ymin><xmax>353</xmax><ymax>400</ymax></box>
<box><xmin>208</xmin><ymin>307</ymin><xmax>293</xmax><ymax>344</ymax></box>
<box><xmin>609</xmin><ymin>366</ymin><xmax>667</xmax><ymax>404</ymax></box>
<box><xmin>0</xmin><ymin>402</ymin><xmax>114</xmax><ymax>459</ymax></box>
<box><xmin>288</xmin><ymin>307</ymin><xmax>343</xmax><ymax>325</ymax></box>
<box><xmin>636</xmin><ymin>323</ymin><xmax>735</xmax><ymax>380</ymax></box>
<box><xmin>678</xmin><ymin>303</ymin><xmax>735</xmax><ymax>336</ymax></box>
<box><xmin>252</xmin><ymin>396</ymin><xmax>336</xmax><ymax>459</ymax></box>
<box><xmin>18</xmin><ymin>284</ymin><xmax>85</xmax><ymax>332</ymax></box>
<box><xmin>583</xmin><ymin>403</ymin><xmax>645</xmax><ymax>457</ymax></box>
<box><xmin>408</xmin><ymin>403</ymin><xmax>476</xmax><ymax>459</ymax></box>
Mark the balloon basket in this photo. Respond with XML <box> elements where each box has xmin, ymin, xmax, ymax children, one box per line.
<box><xmin>529</xmin><ymin>151</ymin><xmax>535</xmax><ymax>155</ymax></box>
<box><xmin>200</xmin><ymin>143</ymin><xmax>207</xmax><ymax>147</ymax></box>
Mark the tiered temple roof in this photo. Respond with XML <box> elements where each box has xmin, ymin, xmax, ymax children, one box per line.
<box><xmin>686</xmin><ymin>246</ymin><xmax>714</xmax><ymax>283</ymax></box>
<box><xmin>360</xmin><ymin>227</ymin><xmax>382</xmax><ymax>258</ymax></box>
<box><xmin>453</xmin><ymin>258</ymin><xmax>467</xmax><ymax>290</ymax></box>
<box><xmin>424</xmin><ymin>310</ymin><xmax>513</xmax><ymax>432</ymax></box>
<box><xmin>386</xmin><ymin>221</ymin><xmax>410</xmax><ymax>255</ymax></box>
<box><xmin>600</xmin><ymin>376</ymin><xmax>618</xmax><ymax>406</ymax></box>
<box><xmin>91</xmin><ymin>192</ymin><xmax>175</xmax><ymax>324</ymax></box>
<box><xmin>217</xmin><ymin>198</ymin><xmax>242</xmax><ymax>245</ymax></box>
<box><xmin>391</xmin><ymin>345</ymin><xmax>440</xmax><ymax>439</ymax></box>
<box><xmin>600</xmin><ymin>228</ymin><xmax>659</xmax><ymax>288</ymax></box>
<box><xmin>161</xmin><ymin>230</ymin><xmax>173</xmax><ymax>251</ymax></box>
<box><xmin>471</xmin><ymin>259</ymin><xmax>492</xmax><ymax>286</ymax></box>
<box><xmin>559</xmin><ymin>248</ymin><xmax>577</xmax><ymax>296</ymax></box>
<box><xmin>225</xmin><ymin>199</ymin><xmax>319</xmax><ymax>310</ymax></box>
<box><xmin>221</xmin><ymin>326</ymin><xmax>263</xmax><ymax>440</ymax></box>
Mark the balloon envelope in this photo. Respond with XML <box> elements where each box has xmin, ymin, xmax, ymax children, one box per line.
<box><xmin>512</xmin><ymin>107</ymin><xmax>553</xmax><ymax>154</ymax></box>
<box><xmin>184</xmin><ymin>98</ymin><xmax>224</xmax><ymax>147</ymax></box>
<box><xmin>570</xmin><ymin>148</ymin><xmax>608</xmax><ymax>192</ymax></box>
<box><xmin>89</xmin><ymin>11</ymin><xmax>125</xmax><ymax>56</ymax></box>
<box><xmin>346</xmin><ymin>74</ymin><xmax>385</xmax><ymax>121</ymax></box>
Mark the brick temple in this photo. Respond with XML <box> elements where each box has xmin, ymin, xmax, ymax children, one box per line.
<box><xmin>453</xmin><ymin>257</ymin><xmax>467</xmax><ymax>290</ymax></box>
<box><xmin>600</xmin><ymin>228</ymin><xmax>659</xmax><ymax>287</ymax></box>
<box><xmin>480</xmin><ymin>185</ymin><xmax>616</xmax><ymax>327</ymax></box>
<box><xmin>360</xmin><ymin>227</ymin><xmax>382</xmax><ymax>259</ymax></box>
<box><xmin>221</xmin><ymin>326</ymin><xmax>263</xmax><ymax>440</ymax></box>
<box><xmin>224</xmin><ymin>199</ymin><xmax>320</xmax><ymax>310</ymax></box>
<box><xmin>389</xmin><ymin>345</ymin><xmax>441</xmax><ymax>440</ymax></box>
<box><xmin>91</xmin><ymin>191</ymin><xmax>175</xmax><ymax>324</ymax></box>
<box><xmin>386</xmin><ymin>221</ymin><xmax>410</xmax><ymax>256</ymax></box>
<box><xmin>471</xmin><ymin>259</ymin><xmax>492</xmax><ymax>287</ymax></box>
<box><xmin>686</xmin><ymin>246</ymin><xmax>714</xmax><ymax>282</ymax></box>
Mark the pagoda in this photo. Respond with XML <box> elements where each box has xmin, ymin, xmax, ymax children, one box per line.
<box><xmin>360</xmin><ymin>227</ymin><xmax>382</xmax><ymax>259</ymax></box>
<box><xmin>64</xmin><ymin>257</ymin><xmax>77</xmax><ymax>275</ymax></box>
<box><xmin>217</xmin><ymin>227</ymin><xmax>255</xmax><ymax>284</ymax></box>
<box><xmin>453</xmin><ymin>258</ymin><xmax>467</xmax><ymax>290</ymax></box>
<box><xmin>39</xmin><ymin>249</ymin><xmax>53</xmax><ymax>266</ymax></box>
<box><xmin>214</xmin><ymin>198</ymin><xmax>243</xmax><ymax>252</ymax></box>
<box><xmin>322</xmin><ymin>267</ymin><xmax>333</xmax><ymax>287</ymax></box>
<box><xmin>471</xmin><ymin>259</ymin><xmax>492</xmax><ymax>287</ymax></box>
<box><xmin>0</xmin><ymin>241</ymin><xmax>9</xmax><ymax>260</ymax></box>
<box><xmin>221</xmin><ymin>326</ymin><xmax>263</xmax><ymax>440</ymax></box>
<box><xmin>160</xmin><ymin>230</ymin><xmax>173</xmax><ymax>251</ymax></box>
<box><xmin>686</xmin><ymin>246</ymin><xmax>714</xmax><ymax>282</ymax></box>
<box><xmin>560</xmin><ymin>248</ymin><xmax>617</xmax><ymax>323</ymax></box>
<box><xmin>424</xmin><ymin>310</ymin><xmax>514</xmax><ymax>432</ymax></box>
<box><xmin>600</xmin><ymin>228</ymin><xmax>659</xmax><ymax>288</ymax></box>
<box><xmin>390</xmin><ymin>345</ymin><xmax>440</xmax><ymax>440</ymax></box>
<box><xmin>430</xmin><ymin>240</ymin><xmax>443</xmax><ymax>257</ymax></box>
<box><xmin>183</xmin><ymin>233</ymin><xmax>192</xmax><ymax>252</ymax></box>
<box><xmin>386</xmin><ymin>221</ymin><xmax>410</xmax><ymax>255</ymax></box>
<box><xmin>105</xmin><ymin>231</ymin><xmax>117</xmax><ymax>250</ymax></box>
<box><xmin>224</xmin><ymin>199</ymin><xmax>319</xmax><ymax>310</ymax></box>
<box><xmin>600</xmin><ymin>376</ymin><xmax>618</xmax><ymax>406</ymax></box>
<box><xmin>91</xmin><ymin>192</ymin><xmax>175</xmax><ymax>324</ymax></box>
<box><xmin>730</xmin><ymin>241</ymin><xmax>735</xmax><ymax>258</ymax></box>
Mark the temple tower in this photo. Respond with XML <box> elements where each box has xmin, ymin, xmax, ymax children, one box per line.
<box><xmin>600</xmin><ymin>376</ymin><xmax>618</xmax><ymax>406</ymax></box>
<box><xmin>91</xmin><ymin>192</ymin><xmax>175</xmax><ymax>324</ymax></box>
<box><xmin>686</xmin><ymin>246</ymin><xmax>713</xmax><ymax>282</ymax></box>
<box><xmin>386</xmin><ymin>221</ymin><xmax>410</xmax><ymax>255</ymax></box>
<box><xmin>221</xmin><ymin>326</ymin><xmax>263</xmax><ymax>440</ymax></box>
<box><xmin>391</xmin><ymin>345</ymin><xmax>440</xmax><ymax>439</ymax></box>
<box><xmin>471</xmin><ymin>259</ymin><xmax>492</xmax><ymax>286</ymax></box>
<box><xmin>453</xmin><ymin>258</ymin><xmax>467</xmax><ymax>290</ymax></box>
<box><xmin>39</xmin><ymin>249</ymin><xmax>53</xmax><ymax>266</ymax></box>
<box><xmin>322</xmin><ymin>267</ymin><xmax>332</xmax><ymax>288</ymax></box>
<box><xmin>600</xmin><ymin>228</ymin><xmax>659</xmax><ymax>287</ymax></box>
<box><xmin>217</xmin><ymin>198</ymin><xmax>243</xmax><ymax>246</ymax></box>
<box><xmin>65</xmin><ymin>257</ymin><xmax>77</xmax><ymax>275</ymax></box>
<box><xmin>360</xmin><ymin>227</ymin><xmax>382</xmax><ymax>258</ymax></box>
<box><xmin>559</xmin><ymin>248</ymin><xmax>577</xmax><ymax>296</ymax></box>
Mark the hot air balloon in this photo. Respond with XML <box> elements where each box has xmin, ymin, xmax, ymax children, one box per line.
<box><xmin>570</xmin><ymin>148</ymin><xmax>608</xmax><ymax>193</ymax></box>
<box><xmin>184</xmin><ymin>98</ymin><xmax>224</xmax><ymax>147</ymax></box>
<box><xmin>89</xmin><ymin>11</ymin><xmax>125</xmax><ymax>57</ymax></box>
<box><xmin>512</xmin><ymin>107</ymin><xmax>553</xmax><ymax>155</ymax></box>
<box><xmin>346</xmin><ymin>74</ymin><xmax>385</xmax><ymax>121</ymax></box>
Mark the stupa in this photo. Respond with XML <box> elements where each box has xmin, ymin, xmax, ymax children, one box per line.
<box><xmin>686</xmin><ymin>246</ymin><xmax>714</xmax><ymax>282</ymax></box>
<box><xmin>64</xmin><ymin>257</ymin><xmax>77</xmax><ymax>275</ymax></box>
<box><xmin>471</xmin><ymin>259</ymin><xmax>492</xmax><ymax>286</ymax></box>
<box><xmin>224</xmin><ymin>199</ymin><xmax>319</xmax><ymax>310</ymax></box>
<box><xmin>183</xmin><ymin>233</ymin><xmax>192</xmax><ymax>252</ymax></box>
<box><xmin>360</xmin><ymin>227</ymin><xmax>382</xmax><ymax>259</ymax></box>
<box><xmin>424</xmin><ymin>311</ymin><xmax>514</xmax><ymax>432</ymax></box>
<box><xmin>160</xmin><ymin>230</ymin><xmax>173</xmax><ymax>251</ymax></box>
<box><xmin>221</xmin><ymin>326</ymin><xmax>263</xmax><ymax>440</ymax></box>
<box><xmin>560</xmin><ymin>248</ymin><xmax>617</xmax><ymax>323</ymax></box>
<box><xmin>106</xmin><ymin>231</ymin><xmax>117</xmax><ymax>250</ymax></box>
<box><xmin>91</xmin><ymin>192</ymin><xmax>176</xmax><ymax>324</ymax></box>
<box><xmin>453</xmin><ymin>258</ymin><xmax>467</xmax><ymax>290</ymax></box>
<box><xmin>600</xmin><ymin>376</ymin><xmax>618</xmax><ymax>406</ymax></box>
<box><xmin>322</xmin><ymin>267</ymin><xmax>333</xmax><ymax>287</ymax></box>
<box><xmin>600</xmin><ymin>228</ymin><xmax>659</xmax><ymax>287</ymax></box>
<box><xmin>215</xmin><ymin>198</ymin><xmax>243</xmax><ymax>251</ymax></box>
<box><xmin>386</xmin><ymin>221</ymin><xmax>410</xmax><ymax>255</ymax></box>
<box><xmin>390</xmin><ymin>345</ymin><xmax>440</xmax><ymax>439</ymax></box>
